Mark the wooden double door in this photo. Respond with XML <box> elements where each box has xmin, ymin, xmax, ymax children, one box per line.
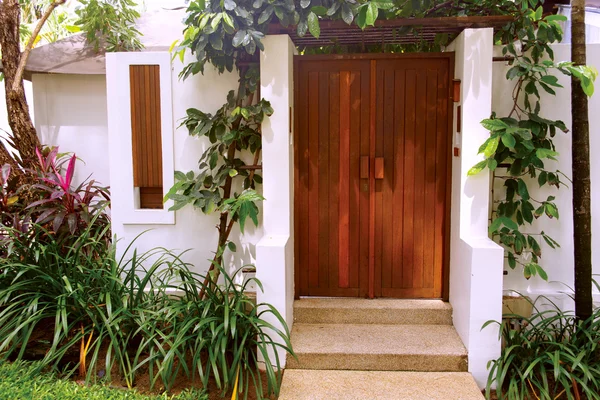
<box><xmin>294</xmin><ymin>54</ymin><xmax>453</xmax><ymax>299</ymax></box>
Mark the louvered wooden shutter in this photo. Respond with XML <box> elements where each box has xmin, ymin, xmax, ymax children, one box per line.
<box><xmin>129</xmin><ymin>65</ymin><xmax>163</xmax><ymax>209</ymax></box>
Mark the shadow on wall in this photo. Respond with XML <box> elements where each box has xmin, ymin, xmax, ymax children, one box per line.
<box><xmin>461</xmin><ymin>30</ymin><xmax>493</xmax><ymax>235</ymax></box>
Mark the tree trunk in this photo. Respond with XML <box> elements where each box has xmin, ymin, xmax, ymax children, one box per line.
<box><xmin>571</xmin><ymin>0</ymin><xmax>593</xmax><ymax>321</ymax></box>
<box><xmin>0</xmin><ymin>0</ymin><xmax>41</xmax><ymax>169</ymax></box>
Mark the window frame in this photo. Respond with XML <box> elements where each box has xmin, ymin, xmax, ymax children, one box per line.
<box><xmin>106</xmin><ymin>52</ymin><xmax>175</xmax><ymax>225</ymax></box>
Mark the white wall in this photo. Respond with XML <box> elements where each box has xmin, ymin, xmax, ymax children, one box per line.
<box><xmin>496</xmin><ymin>44</ymin><xmax>600</xmax><ymax>309</ymax></box>
<box><xmin>446</xmin><ymin>28</ymin><xmax>504</xmax><ymax>389</ymax></box>
<box><xmin>106</xmin><ymin>52</ymin><xmax>263</xmax><ymax>278</ymax></box>
<box><xmin>559</xmin><ymin>7</ymin><xmax>600</xmax><ymax>44</ymax></box>
<box><xmin>1</xmin><ymin>80</ymin><xmax>34</xmax><ymax>157</ymax></box>
<box><xmin>32</xmin><ymin>74</ymin><xmax>110</xmax><ymax>187</ymax></box>
<box><xmin>256</xmin><ymin>35</ymin><xmax>296</xmax><ymax>366</ymax></box>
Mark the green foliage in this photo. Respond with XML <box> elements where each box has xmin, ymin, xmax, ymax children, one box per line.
<box><xmin>174</xmin><ymin>0</ymin><xmax>528</xmax><ymax>75</ymax></box>
<box><xmin>485</xmin><ymin>297</ymin><xmax>600</xmax><ymax>399</ymax></box>
<box><xmin>29</xmin><ymin>148</ymin><xmax>111</xmax><ymax>240</ymax></box>
<box><xmin>74</xmin><ymin>0</ymin><xmax>143</xmax><ymax>52</ymax></box>
<box><xmin>165</xmin><ymin>90</ymin><xmax>271</xmax><ymax>222</ymax></box>
<box><xmin>0</xmin><ymin>148</ymin><xmax>110</xmax><ymax>256</ymax></box>
<box><xmin>0</xmin><ymin>360</ymin><xmax>207</xmax><ymax>400</ymax></box>
<box><xmin>18</xmin><ymin>2</ymin><xmax>79</xmax><ymax>47</ymax></box>
<box><xmin>468</xmin><ymin>3</ymin><xmax>597</xmax><ymax>280</ymax></box>
<box><xmin>0</xmin><ymin>227</ymin><xmax>292</xmax><ymax>398</ymax></box>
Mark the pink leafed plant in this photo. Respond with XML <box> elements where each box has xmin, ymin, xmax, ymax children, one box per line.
<box><xmin>27</xmin><ymin>147</ymin><xmax>110</xmax><ymax>237</ymax></box>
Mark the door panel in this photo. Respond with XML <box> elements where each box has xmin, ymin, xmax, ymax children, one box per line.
<box><xmin>295</xmin><ymin>60</ymin><xmax>370</xmax><ymax>297</ymax></box>
<box><xmin>374</xmin><ymin>58</ymin><xmax>450</xmax><ymax>298</ymax></box>
<box><xmin>295</xmin><ymin>55</ymin><xmax>451</xmax><ymax>299</ymax></box>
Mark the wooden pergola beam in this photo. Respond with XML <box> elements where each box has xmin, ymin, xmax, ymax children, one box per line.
<box><xmin>268</xmin><ymin>15</ymin><xmax>515</xmax><ymax>35</ymax></box>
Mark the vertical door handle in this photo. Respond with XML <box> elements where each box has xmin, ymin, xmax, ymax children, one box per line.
<box><xmin>375</xmin><ymin>157</ymin><xmax>384</xmax><ymax>179</ymax></box>
<box><xmin>360</xmin><ymin>156</ymin><xmax>369</xmax><ymax>179</ymax></box>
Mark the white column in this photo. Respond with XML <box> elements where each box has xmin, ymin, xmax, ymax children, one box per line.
<box><xmin>447</xmin><ymin>28</ymin><xmax>504</xmax><ymax>388</ymax></box>
<box><xmin>256</xmin><ymin>35</ymin><xmax>296</xmax><ymax>365</ymax></box>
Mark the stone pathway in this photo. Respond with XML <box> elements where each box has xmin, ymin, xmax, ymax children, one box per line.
<box><xmin>279</xmin><ymin>299</ymin><xmax>484</xmax><ymax>399</ymax></box>
<box><xmin>279</xmin><ymin>370</ymin><xmax>484</xmax><ymax>400</ymax></box>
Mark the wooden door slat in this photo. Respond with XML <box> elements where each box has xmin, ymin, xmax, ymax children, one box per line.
<box><xmin>296</xmin><ymin>66</ymin><xmax>310</xmax><ymax>295</ymax></box>
<box><xmin>129</xmin><ymin>65</ymin><xmax>163</xmax><ymax>209</ymax></box>
<box><xmin>153</xmin><ymin>65</ymin><xmax>163</xmax><ymax>187</ymax></box>
<box><xmin>423</xmin><ymin>69</ymin><xmax>439</xmax><ymax>290</ymax></box>
<box><xmin>307</xmin><ymin>71</ymin><xmax>320</xmax><ymax>290</ymax></box>
<box><xmin>412</xmin><ymin>69</ymin><xmax>427</xmax><ymax>290</ymax></box>
<box><xmin>359</xmin><ymin>62</ymin><xmax>370</xmax><ymax>298</ymax></box>
<box><xmin>391</xmin><ymin>69</ymin><xmax>406</xmax><ymax>289</ymax></box>
<box><xmin>328</xmin><ymin>72</ymin><xmax>341</xmax><ymax>294</ymax></box>
<box><xmin>402</xmin><ymin>69</ymin><xmax>416</xmax><ymax>290</ymax></box>
<box><xmin>318</xmin><ymin>72</ymin><xmax>331</xmax><ymax>291</ymax></box>
<box><xmin>349</xmin><ymin>71</ymin><xmax>362</xmax><ymax>289</ymax></box>
<box><xmin>436</xmin><ymin>61</ymin><xmax>451</xmax><ymax>298</ymax></box>
<box><xmin>381</xmin><ymin>67</ymin><xmax>395</xmax><ymax>290</ymax></box>
<box><xmin>338</xmin><ymin>70</ymin><xmax>351</xmax><ymax>289</ymax></box>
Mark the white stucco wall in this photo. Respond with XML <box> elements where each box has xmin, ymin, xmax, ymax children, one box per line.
<box><xmin>256</xmin><ymin>35</ymin><xmax>296</xmax><ymax>366</ymax></box>
<box><xmin>496</xmin><ymin>44</ymin><xmax>600</xmax><ymax>309</ymax></box>
<box><xmin>446</xmin><ymin>28</ymin><xmax>504</xmax><ymax>389</ymax></box>
<box><xmin>31</xmin><ymin>54</ymin><xmax>263</xmax><ymax>277</ymax></box>
<box><xmin>105</xmin><ymin>52</ymin><xmax>263</xmax><ymax>278</ymax></box>
<box><xmin>32</xmin><ymin>74</ymin><xmax>110</xmax><ymax>187</ymax></box>
<box><xmin>559</xmin><ymin>7</ymin><xmax>600</xmax><ymax>44</ymax></box>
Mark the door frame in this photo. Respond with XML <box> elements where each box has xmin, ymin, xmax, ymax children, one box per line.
<box><xmin>293</xmin><ymin>52</ymin><xmax>454</xmax><ymax>301</ymax></box>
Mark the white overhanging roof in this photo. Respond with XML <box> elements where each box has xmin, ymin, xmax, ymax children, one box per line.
<box><xmin>13</xmin><ymin>6</ymin><xmax>187</xmax><ymax>77</ymax></box>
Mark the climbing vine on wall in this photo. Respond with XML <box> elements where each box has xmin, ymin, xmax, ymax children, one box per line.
<box><xmin>166</xmin><ymin>0</ymin><xmax>597</xmax><ymax>286</ymax></box>
<box><xmin>467</xmin><ymin>6</ymin><xmax>597</xmax><ymax>280</ymax></box>
<box><xmin>165</xmin><ymin>66</ymin><xmax>269</xmax><ymax>287</ymax></box>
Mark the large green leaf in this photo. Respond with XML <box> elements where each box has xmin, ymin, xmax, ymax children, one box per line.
<box><xmin>501</xmin><ymin>133</ymin><xmax>516</xmax><ymax>148</ymax></box>
<box><xmin>307</xmin><ymin>12</ymin><xmax>320</xmax><ymax>38</ymax></box>
<box><xmin>232</xmin><ymin>30</ymin><xmax>246</xmax><ymax>47</ymax></box>
<box><xmin>365</xmin><ymin>2</ymin><xmax>378</xmax><ymax>26</ymax></box>
<box><xmin>517</xmin><ymin>179</ymin><xmax>530</xmax><ymax>201</ymax></box>
<box><xmin>310</xmin><ymin>5</ymin><xmax>328</xmax><ymax>16</ymax></box>
<box><xmin>356</xmin><ymin>5</ymin><xmax>367</xmax><ymax>29</ymax></box>
<box><xmin>341</xmin><ymin>3</ymin><xmax>353</xmax><ymax>24</ymax></box>
<box><xmin>536</xmin><ymin>148</ymin><xmax>558</xmax><ymax>159</ymax></box>
<box><xmin>372</xmin><ymin>0</ymin><xmax>395</xmax><ymax>10</ymax></box>
<box><xmin>481</xmin><ymin>119</ymin><xmax>509</xmax><ymax>131</ymax></box>
<box><xmin>481</xmin><ymin>136</ymin><xmax>500</xmax><ymax>158</ymax></box>
<box><xmin>468</xmin><ymin>160</ymin><xmax>487</xmax><ymax>176</ymax></box>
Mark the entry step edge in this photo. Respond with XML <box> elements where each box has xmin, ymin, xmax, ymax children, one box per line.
<box><xmin>294</xmin><ymin>298</ymin><xmax>453</xmax><ymax>325</ymax></box>
<box><xmin>279</xmin><ymin>370</ymin><xmax>484</xmax><ymax>400</ymax></box>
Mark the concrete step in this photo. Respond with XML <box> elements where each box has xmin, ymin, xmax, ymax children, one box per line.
<box><xmin>286</xmin><ymin>323</ymin><xmax>468</xmax><ymax>372</ymax></box>
<box><xmin>294</xmin><ymin>298</ymin><xmax>453</xmax><ymax>325</ymax></box>
<box><xmin>279</xmin><ymin>370</ymin><xmax>484</xmax><ymax>400</ymax></box>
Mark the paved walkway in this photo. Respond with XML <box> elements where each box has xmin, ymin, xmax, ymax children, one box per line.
<box><xmin>279</xmin><ymin>370</ymin><xmax>485</xmax><ymax>400</ymax></box>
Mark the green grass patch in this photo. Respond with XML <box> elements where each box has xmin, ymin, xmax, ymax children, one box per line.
<box><xmin>0</xmin><ymin>360</ymin><xmax>207</xmax><ymax>400</ymax></box>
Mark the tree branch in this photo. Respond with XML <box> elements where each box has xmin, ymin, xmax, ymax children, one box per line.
<box><xmin>10</xmin><ymin>0</ymin><xmax>66</xmax><ymax>93</ymax></box>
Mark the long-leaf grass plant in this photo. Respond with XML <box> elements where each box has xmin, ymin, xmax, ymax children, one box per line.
<box><xmin>0</xmin><ymin>225</ymin><xmax>293</xmax><ymax>398</ymax></box>
<box><xmin>485</xmin><ymin>295</ymin><xmax>600</xmax><ymax>399</ymax></box>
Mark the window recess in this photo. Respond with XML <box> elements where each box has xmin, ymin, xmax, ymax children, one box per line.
<box><xmin>129</xmin><ymin>65</ymin><xmax>163</xmax><ymax>209</ymax></box>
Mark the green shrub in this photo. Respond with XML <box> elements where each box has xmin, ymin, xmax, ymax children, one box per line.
<box><xmin>485</xmin><ymin>296</ymin><xmax>600</xmax><ymax>399</ymax></box>
<box><xmin>0</xmin><ymin>360</ymin><xmax>207</xmax><ymax>400</ymax></box>
<box><xmin>0</xmin><ymin>226</ymin><xmax>293</xmax><ymax>399</ymax></box>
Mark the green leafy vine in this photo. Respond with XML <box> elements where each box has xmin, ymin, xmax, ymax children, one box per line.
<box><xmin>468</xmin><ymin>6</ymin><xmax>597</xmax><ymax>280</ymax></box>
<box><xmin>165</xmin><ymin>67</ymin><xmax>271</xmax><ymax>289</ymax></box>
